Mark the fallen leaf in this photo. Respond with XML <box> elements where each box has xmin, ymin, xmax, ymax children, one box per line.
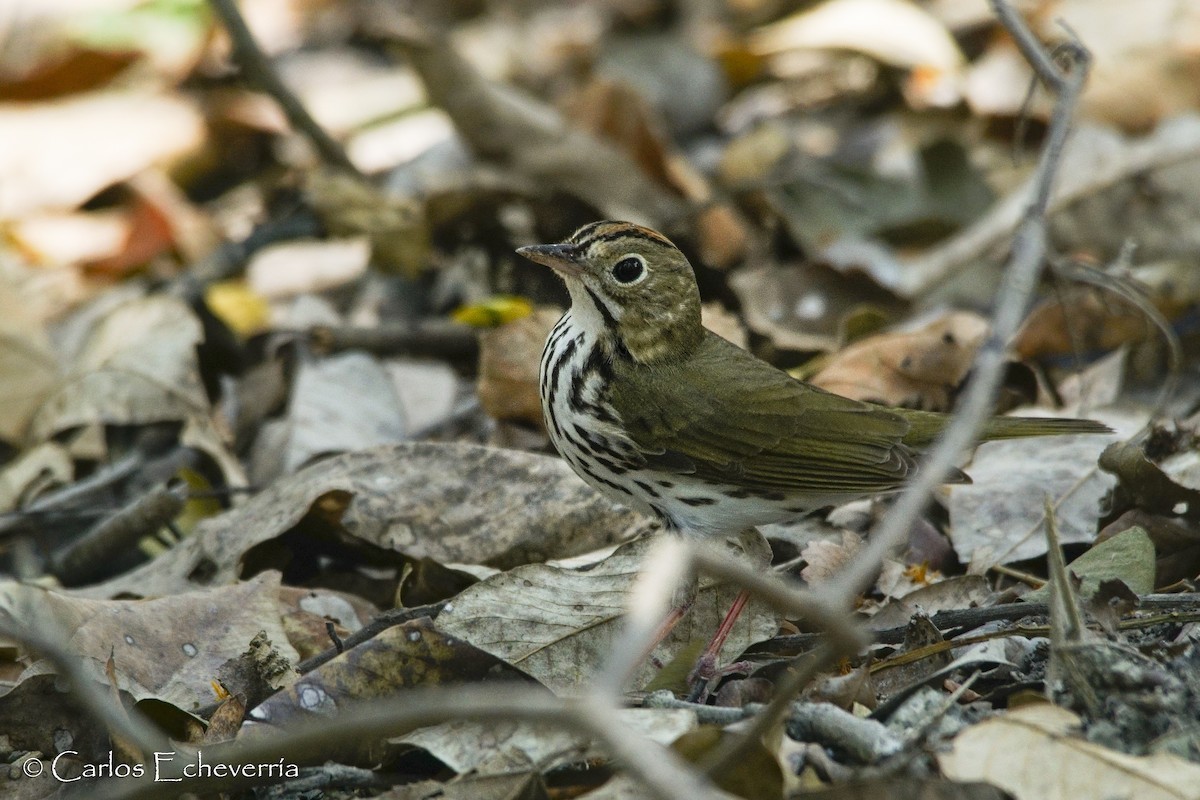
<box><xmin>672</xmin><ymin>725</ymin><xmax>783</xmax><ymax>799</ymax></box>
<box><xmin>246</xmin><ymin>237</ymin><xmax>371</xmax><ymax>299</ymax></box>
<box><xmin>800</xmin><ymin>531</ymin><xmax>865</xmax><ymax>585</ymax></box>
<box><xmin>0</xmin><ymin>572</ymin><xmax>296</xmax><ymax>710</ymax></box>
<box><xmin>1025</xmin><ymin>527</ymin><xmax>1155</xmax><ymax>603</ymax></box>
<box><xmin>437</xmin><ymin>536</ymin><xmax>777</xmax><ymax>693</ymax></box>
<box><xmin>204</xmin><ymin>280</ymin><xmax>272</xmax><ymax>337</ymax></box>
<box><xmin>0</xmin><ymin>290</ymin><xmax>58</xmax><ymax>443</ymax></box>
<box><xmin>79</xmin><ymin>442</ymin><xmax>649</xmax><ymax>598</ymax></box>
<box><xmin>251</xmin><ymin>618</ymin><xmax>539</xmax><ymax>727</ymax></box>
<box><xmin>1101</xmin><ymin>440</ymin><xmax>1200</xmax><ymax>523</ymax></box>
<box><xmin>284</xmin><ymin>351</ymin><xmax>409</xmax><ymax>472</ymax></box>
<box><xmin>1050</xmin><ymin>0</ymin><xmax>1200</xmax><ymax>132</ymax></box>
<box><xmin>938</xmin><ymin>703</ymin><xmax>1200</xmax><ymax>800</ymax></box>
<box><xmin>0</xmin><ymin>90</ymin><xmax>204</xmax><ymax>218</ymax></box>
<box><xmin>947</xmin><ymin>409</ymin><xmax>1144</xmax><ymax>568</ymax></box>
<box><xmin>868</xmin><ymin>575</ymin><xmax>992</xmax><ymax>630</ymax></box>
<box><xmin>397</xmin><ymin>708</ymin><xmax>696</xmax><ymax>776</ymax></box>
<box><xmin>477</xmin><ymin>308</ymin><xmax>560</xmax><ymax>428</ymax></box>
<box><xmin>750</xmin><ymin>0</ymin><xmax>966</xmax><ymax>108</ymax></box>
<box><xmin>811</xmin><ymin>311</ymin><xmax>987</xmax><ymax>409</ymax></box>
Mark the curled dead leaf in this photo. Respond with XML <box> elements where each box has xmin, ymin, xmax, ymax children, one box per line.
<box><xmin>811</xmin><ymin>311</ymin><xmax>987</xmax><ymax>409</ymax></box>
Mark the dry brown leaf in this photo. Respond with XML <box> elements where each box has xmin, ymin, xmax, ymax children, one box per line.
<box><xmin>938</xmin><ymin>703</ymin><xmax>1200</xmax><ymax>800</ymax></box>
<box><xmin>1050</xmin><ymin>0</ymin><xmax>1200</xmax><ymax>132</ymax></box>
<box><xmin>397</xmin><ymin>708</ymin><xmax>697</xmax><ymax>777</ymax></box>
<box><xmin>276</xmin><ymin>585</ymin><xmax>379</xmax><ymax>661</ymax></box>
<box><xmin>750</xmin><ymin>0</ymin><xmax>966</xmax><ymax>108</ymax></box>
<box><xmin>1013</xmin><ymin>289</ymin><xmax>1156</xmax><ymax>361</ymax></box>
<box><xmin>251</xmin><ymin>617</ymin><xmax>539</xmax><ymax>729</ymax></box>
<box><xmin>28</xmin><ymin>293</ymin><xmax>210</xmax><ymax>442</ymax></box>
<box><xmin>477</xmin><ymin>307</ymin><xmax>560</xmax><ymax>428</ymax></box>
<box><xmin>0</xmin><ymin>90</ymin><xmax>204</xmax><ymax>218</ymax></box>
<box><xmin>947</xmin><ymin>408</ymin><xmax>1143</xmax><ymax>568</ymax></box>
<box><xmin>437</xmin><ymin>536</ymin><xmax>777</xmax><ymax>694</ymax></box>
<box><xmin>0</xmin><ymin>572</ymin><xmax>296</xmax><ymax>709</ymax></box>
<box><xmin>672</xmin><ymin>725</ymin><xmax>784</xmax><ymax>799</ymax></box>
<box><xmin>811</xmin><ymin>311</ymin><xmax>987</xmax><ymax>409</ymax></box>
<box><xmin>0</xmin><ymin>289</ymin><xmax>58</xmax><ymax>443</ymax></box>
<box><xmin>79</xmin><ymin>442</ymin><xmax>649</xmax><ymax>599</ymax></box>
<box><xmin>867</xmin><ymin>575</ymin><xmax>992</xmax><ymax>630</ymax></box>
<box><xmin>564</xmin><ymin>78</ymin><xmax>749</xmax><ymax>268</ymax></box>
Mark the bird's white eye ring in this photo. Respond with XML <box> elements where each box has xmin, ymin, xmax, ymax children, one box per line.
<box><xmin>612</xmin><ymin>254</ymin><xmax>647</xmax><ymax>285</ymax></box>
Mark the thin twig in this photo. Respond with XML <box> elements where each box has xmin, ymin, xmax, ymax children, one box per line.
<box><xmin>50</xmin><ymin>482</ymin><xmax>188</xmax><ymax>585</ymax></box>
<box><xmin>295</xmin><ymin>602</ymin><xmax>448</xmax><ymax>674</ymax></box>
<box><xmin>991</xmin><ymin>2</ymin><xmax>1069</xmax><ymax>88</ymax></box>
<box><xmin>85</xmin><ymin>687</ymin><xmax>726</xmax><ymax>800</ymax></box>
<box><xmin>834</xmin><ymin>4</ymin><xmax>1091</xmax><ymax>608</ymax></box>
<box><xmin>206</xmin><ymin>0</ymin><xmax>361</xmax><ymax>175</ymax></box>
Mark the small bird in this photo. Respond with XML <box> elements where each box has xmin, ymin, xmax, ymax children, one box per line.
<box><xmin>518</xmin><ymin>221</ymin><xmax>1110</xmax><ymax>679</ymax></box>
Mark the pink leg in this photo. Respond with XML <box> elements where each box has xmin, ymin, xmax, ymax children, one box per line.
<box><xmin>688</xmin><ymin>589</ymin><xmax>752</xmax><ymax>687</ymax></box>
<box><xmin>705</xmin><ymin>590</ymin><xmax>751</xmax><ymax>662</ymax></box>
<box><xmin>643</xmin><ymin>601</ymin><xmax>689</xmax><ymax>669</ymax></box>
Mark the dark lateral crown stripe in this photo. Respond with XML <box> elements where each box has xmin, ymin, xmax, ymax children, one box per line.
<box><xmin>570</xmin><ymin>221</ymin><xmax>673</xmax><ymax>251</ymax></box>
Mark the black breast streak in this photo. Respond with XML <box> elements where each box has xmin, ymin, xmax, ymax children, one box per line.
<box><xmin>678</xmin><ymin>496</ymin><xmax>717</xmax><ymax>506</ymax></box>
<box><xmin>583</xmin><ymin>286</ymin><xmax>633</xmax><ymax>362</ymax></box>
<box><xmin>546</xmin><ymin>333</ymin><xmax>580</xmax><ymax>410</ymax></box>
<box><xmin>634</xmin><ymin>479</ymin><xmax>661</xmax><ymax>498</ymax></box>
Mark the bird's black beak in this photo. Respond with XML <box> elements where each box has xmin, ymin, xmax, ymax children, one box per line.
<box><xmin>517</xmin><ymin>243</ymin><xmax>584</xmax><ymax>277</ymax></box>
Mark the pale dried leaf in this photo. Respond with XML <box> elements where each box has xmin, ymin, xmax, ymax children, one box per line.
<box><xmin>0</xmin><ymin>289</ymin><xmax>58</xmax><ymax>443</ymax></box>
<box><xmin>285</xmin><ymin>351</ymin><xmax>408</xmax><ymax>472</ymax></box>
<box><xmin>0</xmin><ymin>572</ymin><xmax>296</xmax><ymax>709</ymax></box>
<box><xmin>938</xmin><ymin>703</ymin><xmax>1200</xmax><ymax>800</ymax></box>
<box><xmin>949</xmin><ymin>409</ymin><xmax>1146</xmax><ymax>568</ymax></box>
<box><xmin>397</xmin><ymin>708</ymin><xmax>697</xmax><ymax>775</ymax></box>
<box><xmin>78</xmin><ymin>443</ymin><xmax>648</xmax><ymax>598</ymax></box>
<box><xmin>437</xmin><ymin>537</ymin><xmax>777</xmax><ymax>693</ymax></box>
<box><xmin>1051</xmin><ymin>0</ymin><xmax>1200</xmax><ymax>131</ymax></box>
<box><xmin>28</xmin><ymin>294</ymin><xmax>208</xmax><ymax>441</ymax></box>
<box><xmin>247</xmin><ymin>238</ymin><xmax>371</xmax><ymax>299</ymax></box>
<box><xmin>751</xmin><ymin>0</ymin><xmax>965</xmax><ymax>107</ymax></box>
<box><xmin>0</xmin><ymin>442</ymin><xmax>73</xmax><ymax>512</ymax></box>
<box><xmin>800</xmin><ymin>531</ymin><xmax>865</xmax><ymax>585</ymax></box>
<box><xmin>0</xmin><ymin>90</ymin><xmax>204</xmax><ymax>218</ymax></box>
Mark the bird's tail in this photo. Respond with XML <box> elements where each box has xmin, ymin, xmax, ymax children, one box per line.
<box><xmin>978</xmin><ymin>415</ymin><xmax>1114</xmax><ymax>440</ymax></box>
<box><xmin>898</xmin><ymin>408</ymin><xmax>1113</xmax><ymax>446</ymax></box>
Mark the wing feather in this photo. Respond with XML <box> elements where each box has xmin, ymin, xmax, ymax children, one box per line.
<box><xmin>609</xmin><ymin>333</ymin><xmax>921</xmax><ymax>495</ymax></box>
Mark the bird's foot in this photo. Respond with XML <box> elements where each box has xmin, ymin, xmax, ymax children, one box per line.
<box><xmin>685</xmin><ymin>657</ymin><xmax>754</xmax><ymax>703</ymax></box>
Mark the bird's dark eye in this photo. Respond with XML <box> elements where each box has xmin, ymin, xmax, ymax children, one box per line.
<box><xmin>612</xmin><ymin>256</ymin><xmax>645</xmax><ymax>284</ymax></box>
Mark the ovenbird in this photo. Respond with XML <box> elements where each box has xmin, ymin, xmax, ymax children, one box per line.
<box><xmin>518</xmin><ymin>221</ymin><xmax>1110</xmax><ymax>679</ymax></box>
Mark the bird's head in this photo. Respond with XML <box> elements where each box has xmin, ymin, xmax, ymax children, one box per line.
<box><xmin>518</xmin><ymin>221</ymin><xmax>703</xmax><ymax>364</ymax></box>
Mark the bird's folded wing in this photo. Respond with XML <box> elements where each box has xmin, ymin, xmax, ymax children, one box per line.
<box><xmin>611</xmin><ymin>334</ymin><xmax>920</xmax><ymax>494</ymax></box>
